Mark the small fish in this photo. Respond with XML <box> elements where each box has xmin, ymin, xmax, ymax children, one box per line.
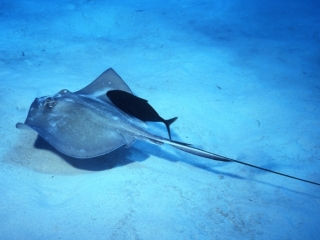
<box><xmin>107</xmin><ymin>90</ymin><xmax>177</xmax><ymax>140</ymax></box>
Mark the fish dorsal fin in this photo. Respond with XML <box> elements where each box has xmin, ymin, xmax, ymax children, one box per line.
<box><xmin>75</xmin><ymin>68</ymin><xmax>132</xmax><ymax>97</ymax></box>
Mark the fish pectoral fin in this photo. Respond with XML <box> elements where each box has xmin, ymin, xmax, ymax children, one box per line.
<box><xmin>120</xmin><ymin>132</ymin><xmax>136</xmax><ymax>148</ymax></box>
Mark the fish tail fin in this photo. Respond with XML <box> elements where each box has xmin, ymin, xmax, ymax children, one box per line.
<box><xmin>164</xmin><ymin>117</ymin><xmax>178</xmax><ymax>140</ymax></box>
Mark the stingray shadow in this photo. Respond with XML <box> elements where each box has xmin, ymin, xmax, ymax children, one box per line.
<box><xmin>33</xmin><ymin>134</ymin><xmax>244</xmax><ymax>180</ymax></box>
<box><xmin>34</xmin><ymin>135</ymin><xmax>149</xmax><ymax>171</ymax></box>
<box><xmin>32</xmin><ymin>135</ymin><xmax>320</xmax><ymax>197</ymax></box>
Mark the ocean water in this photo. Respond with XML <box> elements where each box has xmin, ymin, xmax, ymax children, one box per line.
<box><xmin>1</xmin><ymin>0</ymin><xmax>320</xmax><ymax>239</ymax></box>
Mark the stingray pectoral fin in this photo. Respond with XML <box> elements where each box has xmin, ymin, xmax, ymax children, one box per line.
<box><xmin>76</xmin><ymin>68</ymin><xmax>132</xmax><ymax>97</ymax></box>
<box><xmin>28</xmin><ymin>124</ymin><xmax>130</xmax><ymax>159</ymax></box>
<box><xmin>48</xmin><ymin>131</ymin><xmax>127</xmax><ymax>158</ymax></box>
<box><xmin>16</xmin><ymin>122</ymin><xmax>34</xmax><ymax>130</ymax></box>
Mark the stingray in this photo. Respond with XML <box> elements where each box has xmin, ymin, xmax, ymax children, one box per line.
<box><xmin>16</xmin><ymin>68</ymin><xmax>319</xmax><ymax>186</ymax></box>
<box><xmin>107</xmin><ymin>90</ymin><xmax>177</xmax><ymax>140</ymax></box>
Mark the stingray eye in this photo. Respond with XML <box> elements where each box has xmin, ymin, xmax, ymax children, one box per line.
<box><xmin>45</xmin><ymin>97</ymin><xmax>56</xmax><ymax>108</ymax></box>
<box><xmin>48</xmin><ymin>100</ymin><xmax>56</xmax><ymax>108</ymax></box>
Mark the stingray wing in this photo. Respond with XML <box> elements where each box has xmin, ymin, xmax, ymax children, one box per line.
<box><xmin>75</xmin><ymin>68</ymin><xmax>132</xmax><ymax>104</ymax></box>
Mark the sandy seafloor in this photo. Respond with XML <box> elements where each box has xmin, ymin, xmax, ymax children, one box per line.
<box><xmin>1</xmin><ymin>0</ymin><xmax>320</xmax><ymax>239</ymax></box>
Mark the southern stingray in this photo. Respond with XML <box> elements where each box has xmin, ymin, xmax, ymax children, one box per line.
<box><xmin>16</xmin><ymin>68</ymin><xmax>319</xmax><ymax>186</ymax></box>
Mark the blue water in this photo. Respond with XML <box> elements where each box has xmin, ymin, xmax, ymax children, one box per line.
<box><xmin>1</xmin><ymin>0</ymin><xmax>320</xmax><ymax>239</ymax></box>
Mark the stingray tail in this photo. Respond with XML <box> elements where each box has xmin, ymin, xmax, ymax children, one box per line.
<box><xmin>164</xmin><ymin>117</ymin><xmax>178</xmax><ymax>140</ymax></box>
<box><xmin>156</xmin><ymin>138</ymin><xmax>320</xmax><ymax>186</ymax></box>
<box><xmin>168</xmin><ymin>140</ymin><xmax>233</xmax><ymax>162</ymax></box>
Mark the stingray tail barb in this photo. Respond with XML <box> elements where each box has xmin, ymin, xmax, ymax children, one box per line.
<box><xmin>168</xmin><ymin>140</ymin><xmax>233</xmax><ymax>162</ymax></box>
<box><xmin>164</xmin><ymin>117</ymin><xmax>178</xmax><ymax>140</ymax></box>
<box><xmin>144</xmin><ymin>136</ymin><xmax>232</xmax><ymax>162</ymax></box>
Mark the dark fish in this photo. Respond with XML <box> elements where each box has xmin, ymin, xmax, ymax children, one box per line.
<box><xmin>107</xmin><ymin>90</ymin><xmax>177</xmax><ymax>140</ymax></box>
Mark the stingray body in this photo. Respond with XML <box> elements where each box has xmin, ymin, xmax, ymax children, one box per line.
<box><xmin>17</xmin><ymin>68</ymin><xmax>224</xmax><ymax>160</ymax></box>
<box><xmin>17</xmin><ymin>68</ymin><xmax>320</xmax><ymax>186</ymax></box>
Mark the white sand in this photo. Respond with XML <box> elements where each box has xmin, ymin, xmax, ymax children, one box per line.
<box><xmin>1</xmin><ymin>0</ymin><xmax>319</xmax><ymax>239</ymax></box>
